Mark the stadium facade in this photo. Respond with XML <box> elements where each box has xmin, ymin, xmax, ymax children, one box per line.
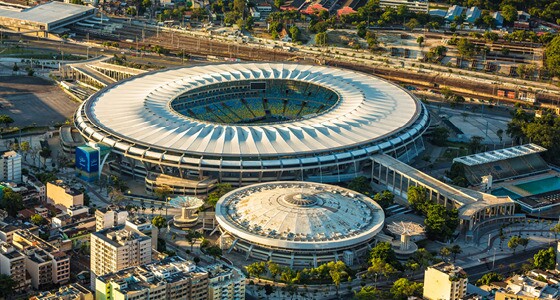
<box><xmin>75</xmin><ymin>63</ymin><xmax>430</xmax><ymax>193</ymax></box>
<box><xmin>214</xmin><ymin>181</ymin><xmax>385</xmax><ymax>267</ymax></box>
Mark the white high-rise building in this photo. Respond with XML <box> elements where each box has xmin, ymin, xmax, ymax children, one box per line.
<box><xmin>94</xmin><ymin>206</ymin><xmax>128</xmax><ymax>231</ymax></box>
<box><xmin>90</xmin><ymin>225</ymin><xmax>152</xmax><ymax>289</ymax></box>
<box><xmin>0</xmin><ymin>150</ymin><xmax>21</xmax><ymax>183</ymax></box>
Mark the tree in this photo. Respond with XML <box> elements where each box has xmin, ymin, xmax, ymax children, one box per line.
<box><xmin>407</xmin><ymin>186</ymin><xmax>430</xmax><ymax>214</ymax></box>
<box><xmin>390</xmin><ymin>278</ymin><xmax>423</xmax><ymax>299</ymax></box>
<box><xmin>267</xmin><ymin>261</ymin><xmax>281</xmax><ymax>279</ymax></box>
<box><xmin>416</xmin><ymin>35</ymin><xmax>424</xmax><ymax>47</ymax></box>
<box><xmin>468</xmin><ymin>136</ymin><xmax>484</xmax><ymax>154</ymax></box>
<box><xmin>446</xmin><ymin>163</ymin><xmax>468</xmax><ymax>187</ymax></box>
<box><xmin>348</xmin><ymin>176</ymin><xmax>372</xmax><ymax>195</ymax></box>
<box><xmin>30</xmin><ymin>213</ymin><xmax>44</xmax><ymax>225</ymax></box>
<box><xmin>518</xmin><ymin>237</ymin><xmax>529</xmax><ymax>251</ymax></box>
<box><xmin>508</xmin><ymin>236</ymin><xmax>521</xmax><ymax>254</ymax></box>
<box><xmin>185</xmin><ymin>229</ymin><xmax>202</xmax><ymax>252</ymax></box>
<box><xmin>19</xmin><ymin>141</ymin><xmax>30</xmax><ymax>160</ymax></box>
<box><xmin>501</xmin><ymin>5</ymin><xmax>517</xmax><ymax>23</ymax></box>
<box><xmin>206</xmin><ymin>245</ymin><xmax>222</xmax><ymax>262</ymax></box>
<box><xmin>404</xmin><ymin>18</ymin><xmax>418</xmax><ymax>31</ymax></box>
<box><xmin>151</xmin><ymin>215</ymin><xmax>167</xmax><ymax>236</ymax></box>
<box><xmin>1</xmin><ymin>188</ymin><xmax>23</xmax><ymax>217</ymax></box>
<box><xmin>108</xmin><ymin>189</ymin><xmax>125</xmax><ymax>205</ymax></box>
<box><xmin>0</xmin><ymin>115</ymin><xmax>14</xmax><ymax>128</ymax></box>
<box><xmin>368</xmin><ymin>258</ymin><xmax>396</xmax><ymax>287</ymax></box>
<box><xmin>424</xmin><ymin>204</ymin><xmax>459</xmax><ymax>241</ymax></box>
<box><xmin>456</xmin><ymin>38</ymin><xmax>475</xmax><ymax>59</ymax></box>
<box><xmin>207</xmin><ymin>183</ymin><xmax>234</xmax><ymax>207</ymax></box>
<box><xmin>476</xmin><ymin>272</ymin><xmax>503</xmax><ymax>286</ymax></box>
<box><xmin>289</xmin><ymin>26</ymin><xmax>301</xmax><ymax>42</ymax></box>
<box><xmin>354</xmin><ymin>285</ymin><xmax>382</xmax><ymax>299</ymax></box>
<box><xmin>315</xmin><ymin>32</ymin><xmax>328</xmax><ymax>46</ymax></box>
<box><xmin>430</xmin><ymin>126</ymin><xmax>449</xmax><ymax>146</ymax></box>
<box><xmin>370</xmin><ymin>241</ymin><xmax>400</xmax><ymax>269</ymax></box>
<box><xmin>439</xmin><ymin>246</ymin><xmax>451</xmax><ymax>262</ymax></box>
<box><xmin>450</xmin><ymin>245</ymin><xmax>462</xmax><ymax>262</ymax></box>
<box><xmin>545</xmin><ymin>35</ymin><xmax>560</xmax><ymax>77</ymax></box>
<box><xmin>245</xmin><ymin>261</ymin><xmax>267</xmax><ymax>278</ymax></box>
<box><xmin>0</xmin><ymin>274</ymin><xmax>16</xmax><ymax>298</ymax></box>
<box><xmin>533</xmin><ymin>247</ymin><xmax>556</xmax><ymax>270</ymax></box>
<box><xmin>365</xmin><ymin>31</ymin><xmax>378</xmax><ymax>51</ymax></box>
<box><xmin>373</xmin><ymin>190</ymin><xmax>394</xmax><ymax>208</ymax></box>
<box><xmin>496</xmin><ymin>129</ymin><xmax>504</xmax><ymax>143</ymax></box>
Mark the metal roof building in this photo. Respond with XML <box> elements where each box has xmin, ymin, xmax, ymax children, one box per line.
<box><xmin>0</xmin><ymin>2</ymin><xmax>95</xmax><ymax>34</ymax></box>
<box><xmin>75</xmin><ymin>63</ymin><xmax>429</xmax><ymax>190</ymax></box>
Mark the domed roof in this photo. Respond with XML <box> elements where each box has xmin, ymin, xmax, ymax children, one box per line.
<box><xmin>215</xmin><ymin>181</ymin><xmax>385</xmax><ymax>250</ymax></box>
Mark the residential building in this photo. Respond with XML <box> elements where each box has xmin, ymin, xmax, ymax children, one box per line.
<box><xmin>379</xmin><ymin>0</ymin><xmax>429</xmax><ymax>13</ymax></box>
<box><xmin>31</xmin><ymin>283</ymin><xmax>93</xmax><ymax>300</ymax></box>
<box><xmin>23</xmin><ymin>174</ymin><xmax>46</xmax><ymax>201</ymax></box>
<box><xmin>0</xmin><ymin>224</ymin><xmax>19</xmax><ymax>243</ymax></box>
<box><xmin>12</xmin><ymin>229</ymin><xmax>70</xmax><ymax>289</ymax></box>
<box><xmin>95</xmin><ymin>256</ymin><xmax>208</xmax><ymax>300</ymax></box>
<box><xmin>125</xmin><ymin>216</ymin><xmax>152</xmax><ymax>233</ymax></box>
<box><xmin>95</xmin><ymin>206</ymin><xmax>128</xmax><ymax>231</ymax></box>
<box><xmin>423</xmin><ymin>262</ymin><xmax>468</xmax><ymax>300</ymax></box>
<box><xmin>0</xmin><ymin>150</ymin><xmax>21</xmax><ymax>183</ymax></box>
<box><xmin>46</xmin><ymin>180</ymin><xmax>83</xmax><ymax>209</ymax></box>
<box><xmin>90</xmin><ymin>225</ymin><xmax>152</xmax><ymax>288</ymax></box>
<box><xmin>494</xmin><ymin>273</ymin><xmax>559</xmax><ymax>299</ymax></box>
<box><xmin>0</xmin><ymin>241</ymin><xmax>29</xmax><ymax>292</ymax></box>
<box><xmin>206</xmin><ymin>264</ymin><xmax>246</xmax><ymax>300</ymax></box>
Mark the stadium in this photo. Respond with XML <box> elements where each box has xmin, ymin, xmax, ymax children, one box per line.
<box><xmin>74</xmin><ymin>63</ymin><xmax>430</xmax><ymax>193</ymax></box>
<box><xmin>214</xmin><ymin>181</ymin><xmax>385</xmax><ymax>267</ymax></box>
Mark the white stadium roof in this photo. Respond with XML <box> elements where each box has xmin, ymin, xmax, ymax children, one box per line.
<box><xmin>80</xmin><ymin>63</ymin><xmax>420</xmax><ymax>158</ymax></box>
<box><xmin>215</xmin><ymin>182</ymin><xmax>385</xmax><ymax>250</ymax></box>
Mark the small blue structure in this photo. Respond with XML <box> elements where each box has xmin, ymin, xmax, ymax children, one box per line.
<box><xmin>75</xmin><ymin>146</ymin><xmax>99</xmax><ymax>182</ymax></box>
<box><xmin>445</xmin><ymin>5</ymin><xmax>464</xmax><ymax>22</ymax></box>
<box><xmin>493</xmin><ymin>12</ymin><xmax>504</xmax><ymax>26</ymax></box>
<box><xmin>466</xmin><ymin>7</ymin><xmax>481</xmax><ymax>23</ymax></box>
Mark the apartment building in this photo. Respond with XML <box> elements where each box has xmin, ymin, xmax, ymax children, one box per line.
<box><xmin>90</xmin><ymin>225</ymin><xmax>152</xmax><ymax>288</ymax></box>
<box><xmin>95</xmin><ymin>256</ymin><xmax>208</xmax><ymax>300</ymax></box>
<box><xmin>206</xmin><ymin>264</ymin><xmax>246</xmax><ymax>300</ymax></box>
<box><xmin>423</xmin><ymin>262</ymin><xmax>468</xmax><ymax>300</ymax></box>
<box><xmin>12</xmin><ymin>230</ymin><xmax>70</xmax><ymax>289</ymax></box>
<box><xmin>0</xmin><ymin>241</ymin><xmax>29</xmax><ymax>292</ymax></box>
<box><xmin>95</xmin><ymin>206</ymin><xmax>128</xmax><ymax>231</ymax></box>
<box><xmin>46</xmin><ymin>180</ymin><xmax>83</xmax><ymax>209</ymax></box>
<box><xmin>0</xmin><ymin>150</ymin><xmax>21</xmax><ymax>183</ymax></box>
<box><xmin>31</xmin><ymin>283</ymin><xmax>93</xmax><ymax>300</ymax></box>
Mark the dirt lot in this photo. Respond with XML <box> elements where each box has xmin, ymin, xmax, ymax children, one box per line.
<box><xmin>0</xmin><ymin>75</ymin><xmax>78</xmax><ymax>127</ymax></box>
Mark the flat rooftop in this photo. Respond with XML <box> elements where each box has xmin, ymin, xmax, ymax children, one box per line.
<box><xmin>0</xmin><ymin>2</ymin><xmax>95</xmax><ymax>29</ymax></box>
<box><xmin>453</xmin><ymin>144</ymin><xmax>546</xmax><ymax>167</ymax></box>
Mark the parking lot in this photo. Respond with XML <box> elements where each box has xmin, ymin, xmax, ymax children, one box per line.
<box><xmin>0</xmin><ymin>75</ymin><xmax>79</xmax><ymax>127</ymax></box>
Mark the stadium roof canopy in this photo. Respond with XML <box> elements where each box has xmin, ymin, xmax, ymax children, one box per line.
<box><xmin>79</xmin><ymin>63</ymin><xmax>421</xmax><ymax>158</ymax></box>
<box><xmin>0</xmin><ymin>2</ymin><xmax>96</xmax><ymax>31</ymax></box>
<box><xmin>453</xmin><ymin>144</ymin><xmax>547</xmax><ymax>167</ymax></box>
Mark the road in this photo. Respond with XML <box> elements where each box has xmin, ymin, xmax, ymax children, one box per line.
<box><xmin>464</xmin><ymin>247</ymin><xmax>543</xmax><ymax>281</ymax></box>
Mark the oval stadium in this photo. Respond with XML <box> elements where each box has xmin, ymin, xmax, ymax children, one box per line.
<box><xmin>214</xmin><ymin>181</ymin><xmax>385</xmax><ymax>267</ymax></box>
<box><xmin>74</xmin><ymin>63</ymin><xmax>430</xmax><ymax>193</ymax></box>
